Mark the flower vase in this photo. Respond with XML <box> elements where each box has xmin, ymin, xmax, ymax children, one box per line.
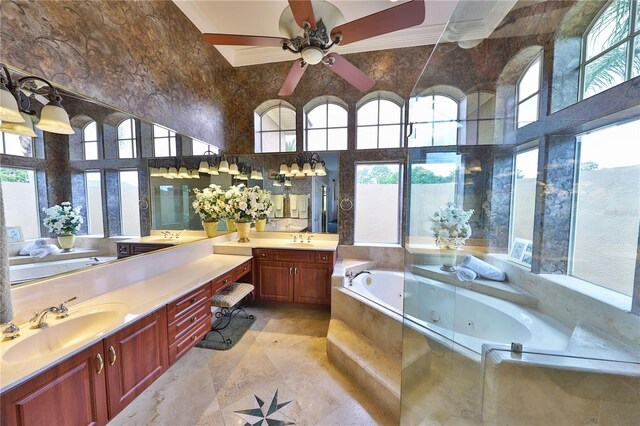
<box><xmin>203</xmin><ymin>221</ymin><xmax>219</xmax><ymax>238</ymax></box>
<box><xmin>225</xmin><ymin>219</ymin><xmax>237</xmax><ymax>232</ymax></box>
<box><xmin>436</xmin><ymin>238</ymin><xmax>461</xmax><ymax>272</ymax></box>
<box><xmin>236</xmin><ymin>221</ymin><xmax>251</xmax><ymax>243</ymax></box>
<box><xmin>57</xmin><ymin>234</ymin><xmax>76</xmax><ymax>251</ymax></box>
<box><xmin>255</xmin><ymin>218</ymin><xmax>267</xmax><ymax>232</ymax></box>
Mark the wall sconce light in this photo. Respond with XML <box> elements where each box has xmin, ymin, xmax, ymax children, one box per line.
<box><xmin>278</xmin><ymin>152</ymin><xmax>327</xmax><ymax>177</ymax></box>
<box><xmin>0</xmin><ymin>64</ymin><xmax>74</xmax><ymax>135</ymax></box>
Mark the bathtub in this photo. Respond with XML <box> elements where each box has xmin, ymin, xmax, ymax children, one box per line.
<box><xmin>10</xmin><ymin>257</ymin><xmax>117</xmax><ymax>285</ymax></box>
<box><xmin>344</xmin><ymin>269</ymin><xmax>571</xmax><ymax>356</ymax></box>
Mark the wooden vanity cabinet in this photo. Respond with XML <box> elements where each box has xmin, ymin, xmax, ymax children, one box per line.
<box><xmin>103</xmin><ymin>309</ymin><xmax>168</xmax><ymax>418</ymax></box>
<box><xmin>253</xmin><ymin>249</ymin><xmax>335</xmax><ymax>305</ymax></box>
<box><xmin>0</xmin><ymin>341</ymin><xmax>108</xmax><ymax>426</ymax></box>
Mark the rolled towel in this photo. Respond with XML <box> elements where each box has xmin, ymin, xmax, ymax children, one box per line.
<box><xmin>455</xmin><ymin>267</ymin><xmax>478</xmax><ymax>282</ymax></box>
<box><xmin>29</xmin><ymin>248</ymin><xmax>49</xmax><ymax>259</ymax></box>
<box><xmin>19</xmin><ymin>238</ymin><xmax>48</xmax><ymax>255</ymax></box>
<box><xmin>461</xmin><ymin>255</ymin><xmax>506</xmax><ymax>281</ymax></box>
<box><xmin>45</xmin><ymin>244</ymin><xmax>60</xmax><ymax>254</ymax></box>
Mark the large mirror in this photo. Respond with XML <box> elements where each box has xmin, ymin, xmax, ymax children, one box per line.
<box><xmin>149</xmin><ymin>152</ymin><xmax>340</xmax><ymax>234</ymax></box>
<box><xmin>1</xmin><ymin>64</ymin><xmax>230</xmax><ymax>287</ymax></box>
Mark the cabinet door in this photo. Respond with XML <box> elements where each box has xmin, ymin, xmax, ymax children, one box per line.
<box><xmin>294</xmin><ymin>263</ymin><xmax>332</xmax><ymax>305</ymax></box>
<box><xmin>103</xmin><ymin>308</ymin><xmax>168</xmax><ymax>418</ymax></box>
<box><xmin>1</xmin><ymin>342</ymin><xmax>108</xmax><ymax>426</ymax></box>
<box><xmin>255</xmin><ymin>260</ymin><xmax>294</xmax><ymax>302</ymax></box>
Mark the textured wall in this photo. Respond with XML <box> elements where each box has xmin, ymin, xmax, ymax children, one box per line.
<box><xmin>0</xmin><ymin>0</ymin><xmax>231</xmax><ymax>146</ymax></box>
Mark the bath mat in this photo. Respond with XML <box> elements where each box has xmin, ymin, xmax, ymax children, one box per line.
<box><xmin>196</xmin><ymin>313</ymin><xmax>255</xmax><ymax>351</ymax></box>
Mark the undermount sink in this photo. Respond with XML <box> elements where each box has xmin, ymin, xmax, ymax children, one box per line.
<box><xmin>284</xmin><ymin>242</ymin><xmax>315</xmax><ymax>248</ymax></box>
<box><xmin>2</xmin><ymin>304</ymin><xmax>127</xmax><ymax>364</ymax></box>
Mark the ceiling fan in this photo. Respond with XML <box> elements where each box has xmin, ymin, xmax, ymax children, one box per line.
<box><xmin>202</xmin><ymin>0</ymin><xmax>426</xmax><ymax>96</ymax></box>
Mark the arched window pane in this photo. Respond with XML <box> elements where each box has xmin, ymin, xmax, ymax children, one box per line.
<box><xmin>262</xmin><ymin>109</ymin><xmax>280</xmax><ymax>131</ymax></box>
<box><xmin>83</xmin><ymin>121</ymin><xmax>98</xmax><ymax>160</ymax></box>
<box><xmin>409</xmin><ymin>94</ymin><xmax>458</xmax><ymax>147</ymax></box>
<box><xmin>307</xmin><ymin>104</ymin><xmax>327</xmax><ymax>129</ymax></box>
<box><xmin>517</xmin><ymin>95</ymin><xmax>539</xmax><ymax>127</ymax></box>
<box><xmin>518</xmin><ymin>59</ymin><xmax>540</xmax><ymax>100</ymax></box>
<box><xmin>117</xmin><ymin>119</ymin><xmax>132</xmax><ymax>139</ymax></box>
<box><xmin>117</xmin><ymin>119</ymin><xmax>136</xmax><ymax>159</ymax></box>
<box><xmin>586</xmin><ymin>0</ymin><xmax>630</xmax><ymax>61</ymax></box>
<box><xmin>327</xmin><ymin>104</ymin><xmax>347</xmax><ymax>127</ymax></box>
<box><xmin>633</xmin><ymin>36</ymin><xmax>640</xmax><ymax>78</ymax></box>
<box><xmin>357</xmin><ymin>101</ymin><xmax>378</xmax><ymax>126</ymax></box>
<box><xmin>280</xmin><ymin>108</ymin><xmax>296</xmax><ymax>131</ymax></box>
<box><xmin>83</xmin><ymin>122</ymin><xmax>97</xmax><ymax>142</ymax></box>
<box><xmin>379</xmin><ymin>100</ymin><xmax>401</xmax><ymax>125</ymax></box>
<box><xmin>433</xmin><ymin>96</ymin><xmax>458</xmax><ymax>121</ymax></box>
<box><xmin>584</xmin><ymin>43</ymin><xmax>628</xmax><ymax>98</ymax></box>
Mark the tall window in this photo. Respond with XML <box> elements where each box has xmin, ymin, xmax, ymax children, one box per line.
<box><xmin>0</xmin><ymin>167</ymin><xmax>39</xmax><ymax>239</ymax></box>
<box><xmin>304</xmin><ymin>99</ymin><xmax>348</xmax><ymax>151</ymax></box>
<box><xmin>0</xmin><ymin>132</ymin><xmax>33</xmax><ymax>157</ymax></box>
<box><xmin>354</xmin><ymin>163</ymin><xmax>402</xmax><ymax>244</ymax></box>
<box><xmin>356</xmin><ymin>95</ymin><xmax>403</xmax><ymax>149</ymax></box>
<box><xmin>582</xmin><ymin>0</ymin><xmax>640</xmax><ymax>99</ymax></box>
<box><xmin>83</xmin><ymin>121</ymin><xmax>98</xmax><ymax>160</ymax></box>
<box><xmin>254</xmin><ymin>102</ymin><xmax>296</xmax><ymax>153</ymax></box>
<box><xmin>409</xmin><ymin>152</ymin><xmax>460</xmax><ymax>241</ymax></box>
<box><xmin>117</xmin><ymin>119</ymin><xmax>137</xmax><ymax>159</ymax></box>
<box><xmin>409</xmin><ymin>94</ymin><xmax>459</xmax><ymax>147</ymax></box>
<box><xmin>85</xmin><ymin>171</ymin><xmax>103</xmax><ymax>236</ymax></box>
<box><xmin>570</xmin><ymin>120</ymin><xmax>640</xmax><ymax>296</ymax></box>
<box><xmin>153</xmin><ymin>124</ymin><xmax>176</xmax><ymax>157</ymax></box>
<box><xmin>516</xmin><ymin>57</ymin><xmax>541</xmax><ymax>128</ymax></box>
<box><xmin>119</xmin><ymin>170</ymin><xmax>140</xmax><ymax>236</ymax></box>
<box><xmin>510</xmin><ymin>148</ymin><xmax>539</xmax><ymax>258</ymax></box>
<box><xmin>463</xmin><ymin>91</ymin><xmax>496</xmax><ymax>145</ymax></box>
<box><xmin>192</xmin><ymin>139</ymin><xmax>219</xmax><ymax>155</ymax></box>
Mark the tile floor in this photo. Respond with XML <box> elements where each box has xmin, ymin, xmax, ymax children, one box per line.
<box><xmin>109</xmin><ymin>302</ymin><xmax>396</xmax><ymax>425</ymax></box>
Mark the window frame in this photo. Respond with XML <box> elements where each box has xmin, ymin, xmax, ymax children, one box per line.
<box><xmin>304</xmin><ymin>99</ymin><xmax>348</xmax><ymax>151</ymax></box>
<box><xmin>0</xmin><ymin>132</ymin><xmax>34</xmax><ymax>157</ymax></box>
<box><xmin>254</xmin><ymin>103</ymin><xmax>297</xmax><ymax>153</ymax></box>
<box><xmin>83</xmin><ymin>169</ymin><xmax>104</xmax><ymax>236</ymax></box>
<box><xmin>152</xmin><ymin>124</ymin><xmax>177</xmax><ymax>157</ymax></box>
<box><xmin>82</xmin><ymin>121</ymin><xmax>99</xmax><ymax>160</ymax></box>
<box><xmin>508</xmin><ymin>144</ymin><xmax>539</xmax><ymax>262</ymax></box>
<box><xmin>116</xmin><ymin>118</ymin><xmax>137</xmax><ymax>159</ymax></box>
<box><xmin>353</xmin><ymin>161</ymin><xmax>404</xmax><ymax>245</ymax></box>
<box><xmin>411</xmin><ymin>93</ymin><xmax>461</xmax><ymax>147</ymax></box>
<box><xmin>579</xmin><ymin>0</ymin><xmax>639</xmax><ymax>100</ymax></box>
<box><xmin>356</xmin><ymin>94</ymin><xmax>404</xmax><ymax>150</ymax></box>
<box><xmin>515</xmin><ymin>56</ymin><xmax>542</xmax><ymax>129</ymax></box>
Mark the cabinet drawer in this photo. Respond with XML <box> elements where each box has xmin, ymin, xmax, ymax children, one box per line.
<box><xmin>167</xmin><ymin>303</ymin><xmax>211</xmax><ymax>343</ymax></box>
<box><xmin>212</xmin><ymin>271</ymin><xmax>234</xmax><ymax>293</ymax></box>
<box><xmin>168</xmin><ymin>319</ymin><xmax>210</xmax><ymax>365</ymax></box>
<box><xmin>316</xmin><ymin>251</ymin><xmax>335</xmax><ymax>264</ymax></box>
<box><xmin>254</xmin><ymin>249</ymin><xmax>273</xmax><ymax>260</ymax></box>
<box><xmin>167</xmin><ymin>284</ymin><xmax>212</xmax><ymax>324</ymax></box>
<box><xmin>233</xmin><ymin>260</ymin><xmax>252</xmax><ymax>281</ymax></box>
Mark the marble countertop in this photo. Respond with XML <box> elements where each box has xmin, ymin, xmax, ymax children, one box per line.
<box><xmin>214</xmin><ymin>234</ymin><xmax>338</xmax><ymax>256</ymax></box>
<box><xmin>0</xmin><ymin>253</ymin><xmax>250</xmax><ymax>393</ymax></box>
<box><xmin>119</xmin><ymin>235</ymin><xmax>207</xmax><ymax>245</ymax></box>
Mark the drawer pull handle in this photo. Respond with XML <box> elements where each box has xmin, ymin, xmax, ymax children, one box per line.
<box><xmin>96</xmin><ymin>353</ymin><xmax>104</xmax><ymax>374</ymax></box>
<box><xmin>108</xmin><ymin>345</ymin><xmax>117</xmax><ymax>366</ymax></box>
<box><xmin>191</xmin><ymin>316</ymin><xmax>197</xmax><ymax>323</ymax></box>
<box><xmin>289</xmin><ymin>267</ymin><xmax>293</xmax><ymax>275</ymax></box>
<box><xmin>223</xmin><ymin>279</ymin><xmax>228</xmax><ymax>284</ymax></box>
<box><xmin>190</xmin><ymin>297</ymin><xmax>197</xmax><ymax>303</ymax></box>
<box><xmin>294</xmin><ymin>267</ymin><xmax>298</xmax><ymax>274</ymax></box>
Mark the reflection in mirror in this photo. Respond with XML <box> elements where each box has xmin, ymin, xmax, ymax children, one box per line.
<box><xmin>148</xmin><ymin>152</ymin><xmax>339</xmax><ymax>234</ymax></box>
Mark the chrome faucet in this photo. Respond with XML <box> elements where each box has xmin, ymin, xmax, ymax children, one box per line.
<box><xmin>307</xmin><ymin>234</ymin><xmax>314</xmax><ymax>243</ymax></box>
<box><xmin>347</xmin><ymin>270</ymin><xmax>371</xmax><ymax>285</ymax></box>
<box><xmin>161</xmin><ymin>231</ymin><xmax>172</xmax><ymax>239</ymax></box>
<box><xmin>29</xmin><ymin>297</ymin><xmax>77</xmax><ymax>328</ymax></box>
<box><xmin>1</xmin><ymin>322</ymin><xmax>20</xmax><ymax>340</ymax></box>
<box><xmin>291</xmin><ymin>234</ymin><xmax>297</xmax><ymax>243</ymax></box>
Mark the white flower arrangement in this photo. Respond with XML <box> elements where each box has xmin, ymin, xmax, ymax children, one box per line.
<box><xmin>430</xmin><ymin>202</ymin><xmax>474</xmax><ymax>248</ymax></box>
<box><xmin>192</xmin><ymin>184</ymin><xmax>226</xmax><ymax>222</ymax></box>
<box><xmin>42</xmin><ymin>201</ymin><xmax>84</xmax><ymax>236</ymax></box>
<box><xmin>224</xmin><ymin>184</ymin><xmax>273</xmax><ymax>222</ymax></box>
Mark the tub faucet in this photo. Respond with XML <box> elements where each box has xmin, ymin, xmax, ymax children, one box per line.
<box><xmin>347</xmin><ymin>270</ymin><xmax>371</xmax><ymax>285</ymax></box>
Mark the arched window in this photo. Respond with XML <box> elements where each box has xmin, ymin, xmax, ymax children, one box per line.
<box><xmin>409</xmin><ymin>90</ymin><xmax>461</xmax><ymax>147</ymax></box>
<box><xmin>117</xmin><ymin>118</ymin><xmax>137</xmax><ymax>159</ymax></box>
<box><xmin>82</xmin><ymin>121</ymin><xmax>98</xmax><ymax>160</ymax></box>
<box><xmin>516</xmin><ymin>57</ymin><xmax>541</xmax><ymax>128</ymax></box>
<box><xmin>356</xmin><ymin>92</ymin><xmax>403</xmax><ymax>149</ymax></box>
<box><xmin>153</xmin><ymin>124</ymin><xmax>176</xmax><ymax>157</ymax></box>
<box><xmin>254</xmin><ymin>100</ymin><xmax>296</xmax><ymax>153</ymax></box>
<box><xmin>304</xmin><ymin>97</ymin><xmax>348</xmax><ymax>151</ymax></box>
<box><xmin>582</xmin><ymin>0</ymin><xmax>639</xmax><ymax>99</ymax></box>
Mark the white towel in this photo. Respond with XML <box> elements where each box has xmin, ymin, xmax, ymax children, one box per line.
<box><xmin>460</xmin><ymin>255</ymin><xmax>506</xmax><ymax>281</ymax></box>
<box><xmin>298</xmin><ymin>196</ymin><xmax>308</xmax><ymax>216</ymax></box>
<box><xmin>455</xmin><ymin>267</ymin><xmax>478</xmax><ymax>282</ymax></box>
<box><xmin>289</xmin><ymin>194</ymin><xmax>298</xmax><ymax>218</ymax></box>
<box><xmin>273</xmin><ymin>195</ymin><xmax>284</xmax><ymax>218</ymax></box>
<box><xmin>29</xmin><ymin>244</ymin><xmax>60</xmax><ymax>259</ymax></box>
<box><xmin>19</xmin><ymin>238</ymin><xmax>48</xmax><ymax>255</ymax></box>
<box><xmin>267</xmin><ymin>194</ymin><xmax>274</xmax><ymax>218</ymax></box>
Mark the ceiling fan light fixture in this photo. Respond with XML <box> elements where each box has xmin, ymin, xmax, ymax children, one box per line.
<box><xmin>301</xmin><ymin>46</ymin><xmax>324</xmax><ymax>65</ymax></box>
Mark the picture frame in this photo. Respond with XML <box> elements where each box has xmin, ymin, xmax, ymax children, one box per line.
<box><xmin>509</xmin><ymin>238</ymin><xmax>532</xmax><ymax>267</ymax></box>
<box><xmin>6</xmin><ymin>226</ymin><xmax>24</xmax><ymax>243</ymax></box>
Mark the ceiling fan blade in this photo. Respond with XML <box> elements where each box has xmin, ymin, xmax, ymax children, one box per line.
<box><xmin>202</xmin><ymin>33</ymin><xmax>286</xmax><ymax>47</ymax></box>
<box><xmin>330</xmin><ymin>0</ymin><xmax>425</xmax><ymax>46</ymax></box>
<box><xmin>289</xmin><ymin>0</ymin><xmax>316</xmax><ymax>30</ymax></box>
<box><xmin>324</xmin><ymin>53</ymin><xmax>375</xmax><ymax>92</ymax></box>
<box><xmin>279</xmin><ymin>59</ymin><xmax>308</xmax><ymax>96</ymax></box>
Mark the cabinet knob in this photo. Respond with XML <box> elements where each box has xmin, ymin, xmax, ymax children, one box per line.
<box><xmin>96</xmin><ymin>353</ymin><xmax>104</xmax><ymax>374</ymax></box>
<box><xmin>108</xmin><ymin>345</ymin><xmax>117</xmax><ymax>366</ymax></box>
<box><xmin>190</xmin><ymin>297</ymin><xmax>197</xmax><ymax>303</ymax></box>
<box><xmin>191</xmin><ymin>335</ymin><xmax>197</xmax><ymax>341</ymax></box>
